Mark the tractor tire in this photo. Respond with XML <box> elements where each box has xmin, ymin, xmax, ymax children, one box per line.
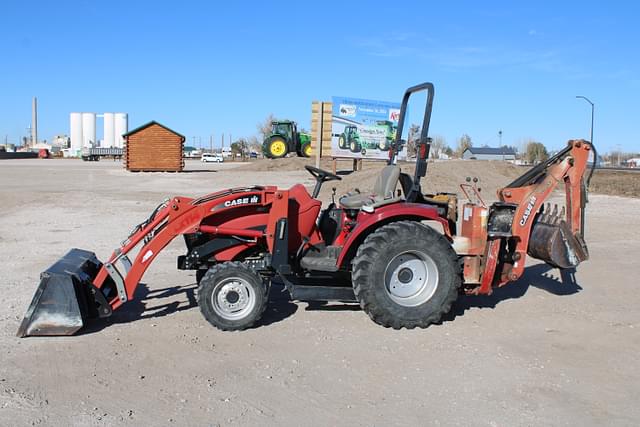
<box><xmin>338</xmin><ymin>135</ymin><xmax>346</xmax><ymax>149</ymax></box>
<box><xmin>300</xmin><ymin>142</ymin><xmax>311</xmax><ymax>158</ymax></box>
<box><xmin>351</xmin><ymin>221</ymin><xmax>461</xmax><ymax>329</ymax></box>
<box><xmin>197</xmin><ymin>262</ymin><xmax>269</xmax><ymax>331</ymax></box>
<box><xmin>265</xmin><ymin>136</ymin><xmax>288</xmax><ymax>159</ymax></box>
<box><xmin>196</xmin><ymin>268</ymin><xmax>207</xmax><ymax>284</ymax></box>
<box><xmin>349</xmin><ymin>139</ymin><xmax>361</xmax><ymax>153</ymax></box>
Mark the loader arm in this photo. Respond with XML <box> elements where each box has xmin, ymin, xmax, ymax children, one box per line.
<box><xmin>17</xmin><ymin>186</ymin><xmax>290</xmax><ymax>336</ymax></box>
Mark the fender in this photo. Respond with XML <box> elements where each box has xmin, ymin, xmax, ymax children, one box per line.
<box><xmin>336</xmin><ymin>203</ymin><xmax>450</xmax><ymax>268</ymax></box>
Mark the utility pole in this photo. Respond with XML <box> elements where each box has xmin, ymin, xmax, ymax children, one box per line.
<box><xmin>575</xmin><ymin>95</ymin><xmax>594</xmax><ymax>145</ymax></box>
<box><xmin>32</xmin><ymin>97</ymin><xmax>38</xmax><ymax>146</ymax></box>
<box><xmin>616</xmin><ymin>144</ymin><xmax>622</xmax><ymax>166</ymax></box>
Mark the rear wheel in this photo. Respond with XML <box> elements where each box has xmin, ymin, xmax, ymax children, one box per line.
<box><xmin>197</xmin><ymin>262</ymin><xmax>269</xmax><ymax>331</ymax></box>
<box><xmin>265</xmin><ymin>136</ymin><xmax>288</xmax><ymax>159</ymax></box>
<box><xmin>196</xmin><ymin>268</ymin><xmax>207</xmax><ymax>284</ymax></box>
<box><xmin>350</xmin><ymin>139</ymin><xmax>360</xmax><ymax>153</ymax></box>
<box><xmin>338</xmin><ymin>135</ymin><xmax>346</xmax><ymax>149</ymax></box>
<box><xmin>352</xmin><ymin>221</ymin><xmax>460</xmax><ymax>329</ymax></box>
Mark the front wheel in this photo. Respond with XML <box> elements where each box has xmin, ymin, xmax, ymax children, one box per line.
<box><xmin>198</xmin><ymin>262</ymin><xmax>269</xmax><ymax>331</ymax></box>
<box><xmin>352</xmin><ymin>221</ymin><xmax>461</xmax><ymax>329</ymax></box>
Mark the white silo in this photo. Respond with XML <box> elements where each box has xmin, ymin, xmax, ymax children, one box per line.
<box><xmin>114</xmin><ymin>113</ymin><xmax>128</xmax><ymax>148</ymax></box>
<box><xmin>103</xmin><ymin>112</ymin><xmax>115</xmax><ymax>148</ymax></box>
<box><xmin>70</xmin><ymin>112</ymin><xmax>83</xmax><ymax>155</ymax></box>
<box><xmin>82</xmin><ymin>112</ymin><xmax>96</xmax><ymax>148</ymax></box>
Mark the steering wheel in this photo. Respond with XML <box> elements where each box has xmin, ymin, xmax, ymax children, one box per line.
<box><xmin>304</xmin><ymin>165</ymin><xmax>341</xmax><ymax>198</ymax></box>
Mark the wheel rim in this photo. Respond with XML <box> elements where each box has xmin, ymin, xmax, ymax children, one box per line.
<box><xmin>211</xmin><ymin>277</ymin><xmax>256</xmax><ymax>320</ymax></box>
<box><xmin>339</xmin><ymin>136</ymin><xmax>345</xmax><ymax>148</ymax></box>
<box><xmin>384</xmin><ymin>250</ymin><xmax>439</xmax><ymax>307</ymax></box>
<box><xmin>350</xmin><ymin>141</ymin><xmax>356</xmax><ymax>151</ymax></box>
<box><xmin>304</xmin><ymin>144</ymin><xmax>312</xmax><ymax>156</ymax></box>
<box><xmin>270</xmin><ymin>140</ymin><xmax>286</xmax><ymax>156</ymax></box>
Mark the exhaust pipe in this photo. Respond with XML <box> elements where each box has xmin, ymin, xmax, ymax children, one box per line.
<box><xmin>17</xmin><ymin>248</ymin><xmax>112</xmax><ymax>337</ymax></box>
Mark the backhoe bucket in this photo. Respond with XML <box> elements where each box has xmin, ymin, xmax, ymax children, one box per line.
<box><xmin>528</xmin><ymin>214</ymin><xmax>589</xmax><ymax>269</ymax></box>
<box><xmin>17</xmin><ymin>248</ymin><xmax>109</xmax><ymax>337</ymax></box>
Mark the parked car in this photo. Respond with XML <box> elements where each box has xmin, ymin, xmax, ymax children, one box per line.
<box><xmin>249</xmin><ymin>152</ymin><xmax>258</xmax><ymax>158</ymax></box>
<box><xmin>201</xmin><ymin>153</ymin><xmax>224</xmax><ymax>163</ymax></box>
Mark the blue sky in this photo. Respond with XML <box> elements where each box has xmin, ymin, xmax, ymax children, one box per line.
<box><xmin>1</xmin><ymin>1</ymin><xmax>638</xmax><ymax>152</ymax></box>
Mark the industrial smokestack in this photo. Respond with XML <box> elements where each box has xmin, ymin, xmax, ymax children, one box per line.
<box><xmin>32</xmin><ymin>97</ymin><xmax>38</xmax><ymax>146</ymax></box>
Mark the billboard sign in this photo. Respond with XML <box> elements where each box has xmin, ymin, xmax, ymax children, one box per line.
<box><xmin>331</xmin><ymin>96</ymin><xmax>405</xmax><ymax>160</ymax></box>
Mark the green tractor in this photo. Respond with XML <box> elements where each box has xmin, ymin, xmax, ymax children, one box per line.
<box><xmin>338</xmin><ymin>125</ymin><xmax>361</xmax><ymax>153</ymax></box>
<box><xmin>358</xmin><ymin>121</ymin><xmax>398</xmax><ymax>155</ymax></box>
<box><xmin>375</xmin><ymin>120</ymin><xmax>397</xmax><ymax>151</ymax></box>
<box><xmin>262</xmin><ymin>120</ymin><xmax>311</xmax><ymax>159</ymax></box>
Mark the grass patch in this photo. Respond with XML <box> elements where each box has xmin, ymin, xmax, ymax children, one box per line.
<box><xmin>589</xmin><ymin>169</ymin><xmax>640</xmax><ymax>198</ymax></box>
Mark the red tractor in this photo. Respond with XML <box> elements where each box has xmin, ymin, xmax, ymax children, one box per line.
<box><xmin>18</xmin><ymin>83</ymin><xmax>594</xmax><ymax>336</ymax></box>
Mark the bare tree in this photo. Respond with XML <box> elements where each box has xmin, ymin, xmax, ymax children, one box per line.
<box><xmin>430</xmin><ymin>135</ymin><xmax>449</xmax><ymax>159</ymax></box>
<box><xmin>247</xmin><ymin>136</ymin><xmax>262</xmax><ymax>155</ymax></box>
<box><xmin>406</xmin><ymin>123</ymin><xmax>421</xmax><ymax>157</ymax></box>
<box><xmin>257</xmin><ymin>114</ymin><xmax>277</xmax><ymax>141</ymax></box>
<box><xmin>525</xmin><ymin>141</ymin><xmax>548</xmax><ymax>164</ymax></box>
<box><xmin>231</xmin><ymin>138</ymin><xmax>249</xmax><ymax>161</ymax></box>
<box><xmin>455</xmin><ymin>134</ymin><xmax>472</xmax><ymax>157</ymax></box>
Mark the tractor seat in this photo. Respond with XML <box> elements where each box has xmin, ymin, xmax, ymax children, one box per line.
<box><xmin>340</xmin><ymin>165</ymin><xmax>401</xmax><ymax>210</ymax></box>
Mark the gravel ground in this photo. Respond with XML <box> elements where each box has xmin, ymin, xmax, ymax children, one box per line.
<box><xmin>0</xmin><ymin>158</ymin><xmax>638</xmax><ymax>426</ymax></box>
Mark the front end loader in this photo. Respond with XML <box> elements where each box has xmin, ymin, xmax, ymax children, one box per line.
<box><xmin>18</xmin><ymin>82</ymin><xmax>595</xmax><ymax>337</ymax></box>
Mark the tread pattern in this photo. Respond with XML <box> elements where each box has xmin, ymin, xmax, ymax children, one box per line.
<box><xmin>352</xmin><ymin>221</ymin><xmax>461</xmax><ymax>329</ymax></box>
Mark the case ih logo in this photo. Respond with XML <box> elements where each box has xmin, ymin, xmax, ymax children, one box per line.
<box><xmin>519</xmin><ymin>195</ymin><xmax>537</xmax><ymax>226</ymax></box>
<box><xmin>389</xmin><ymin>108</ymin><xmax>400</xmax><ymax>121</ymax></box>
<box><xmin>213</xmin><ymin>195</ymin><xmax>260</xmax><ymax>211</ymax></box>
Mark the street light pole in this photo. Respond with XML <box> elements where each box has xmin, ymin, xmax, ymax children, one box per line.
<box><xmin>575</xmin><ymin>95</ymin><xmax>594</xmax><ymax>145</ymax></box>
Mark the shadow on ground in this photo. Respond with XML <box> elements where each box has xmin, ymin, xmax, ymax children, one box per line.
<box><xmin>82</xmin><ymin>263</ymin><xmax>581</xmax><ymax>333</ymax></box>
<box><xmin>445</xmin><ymin>263</ymin><xmax>581</xmax><ymax>321</ymax></box>
<box><xmin>83</xmin><ymin>280</ymin><xmax>299</xmax><ymax>333</ymax></box>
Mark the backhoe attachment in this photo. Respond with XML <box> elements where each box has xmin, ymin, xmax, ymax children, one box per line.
<box><xmin>528</xmin><ymin>205</ymin><xmax>589</xmax><ymax>269</ymax></box>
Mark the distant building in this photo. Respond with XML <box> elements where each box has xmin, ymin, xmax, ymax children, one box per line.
<box><xmin>462</xmin><ymin>146</ymin><xmax>516</xmax><ymax>161</ymax></box>
<box><xmin>626</xmin><ymin>158</ymin><xmax>640</xmax><ymax>168</ymax></box>
<box><xmin>221</xmin><ymin>146</ymin><xmax>233</xmax><ymax>158</ymax></box>
<box><xmin>123</xmin><ymin>121</ymin><xmax>185</xmax><ymax>172</ymax></box>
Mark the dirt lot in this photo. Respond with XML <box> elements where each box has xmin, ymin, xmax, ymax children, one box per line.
<box><xmin>1</xmin><ymin>158</ymin><xmax>639</xmax><ymax>426</ymax></box>
<box><xmin>588</xmin><ymin>169</ymin><xmax>640</xmax><ymax>198</ymax></box>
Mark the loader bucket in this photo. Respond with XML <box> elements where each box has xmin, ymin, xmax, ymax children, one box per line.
<box><xmin>528</xmin><ymin>216</ymin><xmax>589</xmax><ymax>269</ymax></box>
<box><xmin>17</xmin><ymin>248</ymin><xmax>109</xmax><ymax>337</ymax></box>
